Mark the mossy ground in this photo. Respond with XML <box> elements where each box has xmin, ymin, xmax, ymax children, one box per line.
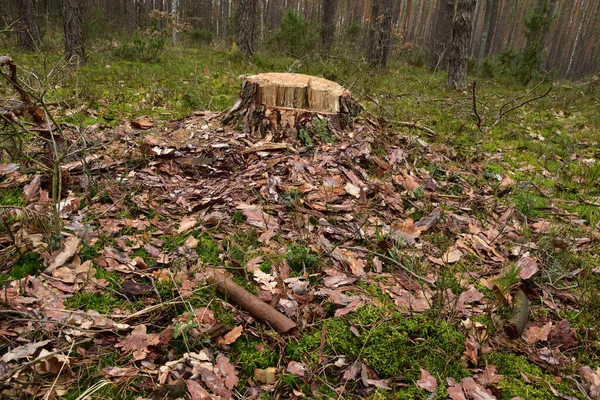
<box><xmin>1</xmin><ymin>41</ymin><xmax>599</xmax><ymax>399</ymax></box>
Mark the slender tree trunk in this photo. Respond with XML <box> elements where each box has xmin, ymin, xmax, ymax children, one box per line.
<box><xmin>63</xmin><ymin>0</ymin><xmax>85</xmax><ymax>63</ymax></box>
<box><xmin>426</xmin><ymin>0</ymin><xmax>455</xmax><ymax>71</ymax></box>
<box><xmin>484</xmin><ymin>0</ymin><xmax>500</xmax><ymax>56</ymax></box>
<box><xmin>477</xmin><ymin>0</ymin><xmax>494</xmax><ymax>59</ymax></box>
<box><xmin>447</xmin><ymin>0</ymin><xmax>476</xmax><ymax>90</ymax></box>
<box><xmin>321</xmin><ymin>0</ymin><xmax>337</xmax><ymax>50</ymax></box>
<box><xmin>17</xmin><ymin>0</ymin><xmax>42</xmax><ymax>51</ymax></box>
<box><xmin>365</xmin><ymin>0</ymin><xmax>393</xmax><ymax>68</ymax></box>
<box><xmin>236</xmin><ymin>0</ymin><xmax>258</xmax><ymax>55</ymax></box>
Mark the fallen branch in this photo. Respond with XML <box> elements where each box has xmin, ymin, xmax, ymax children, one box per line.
<box><xmin>504</xmin><ymin>288</ymin><xmax>529</xmax><ymax>338</ymax></box>
<box><xmin>205</xmin><ymin>269</ymin><xmax>297</xmax><ymax>333</ymax></box>
<box><xmin>494</xmin><ymin>76</ymin><xmax>552</xmax><ymax>126</ymax></box>
<box><xmin>396</xmin><ymin>121</ymin><xmax>437</xmax><ymax>137</ymax></box>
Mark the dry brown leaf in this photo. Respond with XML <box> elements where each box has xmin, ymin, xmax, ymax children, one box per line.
<box><xmin>186</xmin><ymin>379</ymin><xmax>211</xmax><ymax>400</ymax></box>
<box><xmin>286</xmin><ymin>361</ymin><xmax>306</xmax><ymax>377</ymax></box>
<box><xmin>2</xmin><ymin>340</ymin><xmax>51</xmax><ymax>363</ymax></box>
<box><xmin>178</xmin><ymin>215</ymin><xmax>198</xmax><ymax>233</ymax></box>
<box><xmin>116</xmin><ymin>324</ymin><xmax>161</xmax><ymax>360</ymax></box>
<box><xmin>254</xmin><ymin>367</ymin><xmax>278</xmax><ymax>384</ymax></box>
<box><xmin>416</xmin><ymin>368</ymin><xmax>437</xmax><ymax>393</ymax></box>
<box><xmin>523</xmin><ymin>322</ymin><xmax>553</xmax><ymax>344</ymax></box>
<box><xmin>46</xmin><ymin>236</ymin><xmax>80</xmax><ymax>272</ymax></box>
<box><xmin>442</xmin><ymin>248</ymin><xmax>463</xmax><ymax>264</ymax></box>
<box><xmin>215</xmin><ymin>353</ymin><xmax>239</xmax><ymax>390</ymax></box>
<box><xmin>218</xmin><ymin>326</ymin><xmax>243</xmax><ymax>346</ymax></box>
<box><xmin>517</xmin><ymin>252</ymin><xmax>539</xmax><ymax>279</ymax></box>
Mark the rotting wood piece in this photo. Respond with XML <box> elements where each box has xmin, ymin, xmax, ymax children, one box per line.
<box><xmin>205</xmin><ymin>268</ymin><xmax>297</xmax><ymax>333</ymax></box>
<box><xmin>222</xmin><ymin>73</ymin><xmax>361</xmax><ymax>139</ymax></box>
<box><xmin>504</xmin><ymin>288</ymin><xmax>529</xmax><ymax>338</ymax></box>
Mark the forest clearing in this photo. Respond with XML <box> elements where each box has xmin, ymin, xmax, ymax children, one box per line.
<box><xmin>1</xmin><ymin>1</ymin><xmax>600</xmax><ymax>399</ymax></box>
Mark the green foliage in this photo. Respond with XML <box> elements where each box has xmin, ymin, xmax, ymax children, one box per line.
<box><xmin>269</xmin><ymin>10</ymin><xmax>318</xmax><ymax>57</ymax></box>
<box><xmin>189</xmin><ymin>29</ymin><xmax>214</xmax><ymax>46</ymax></box>
<box><xmin>286</xmin><ymin>243</ymin><xmax>320</xmax><ymax>274</ymax></box>
<box><xmin>514</xmin><ymin>189</ymin><xmax>546</xmax><ymax>218</ymax></box>
<box><xmin>298</xmin><ymin>128</ymin><xmax>313</xmax><ymax>147</ymax></box>
<box><xmin>516</xmin><ymin>2</ymin><xmax>553</xmax><ymax>84</ymax></box>
<box><xmin>344</xmin><ymin>23</ymin><xmax>362</xmax><ymax>43</ymax></box>
<box><xmin>113</xmin><ymin>28</ymin><xmax>167</xmax><ymax>62</ymax></box>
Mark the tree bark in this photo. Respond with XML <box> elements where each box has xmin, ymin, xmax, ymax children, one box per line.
<box><xmin>235</xmin><ymin>0</ymin><xmax>258</xmax><ymax>55</ymax></box>
<box><xmin>321</xmin><ymin>0</ymin><xmax>337</xmax><ymax>50</ymax></box>
<box><xmin>447</xmin><ymin>0</ymin><xmax>476</xmax><ymax>90</ymax></box>
<box><xmin>426</xmin><ymin>0</ymin><xmax>455</xmax><ymax>71</ymax></box>
<box><xmin>17</xmin><ymin>0</ymin><xmax>42</xmax><ymax>51</ymax></box>
<box><xmin>365</xmin><ymin>0</ymin><xmax>393</xmax><ymax>68</ymax></box>
<box><xmin>63</xmin><ymin>0</ymin><xmax>85</xmax><ymax>63</ymax></box>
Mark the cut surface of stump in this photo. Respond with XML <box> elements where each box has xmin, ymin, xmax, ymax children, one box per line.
<box><xmin>222</xmin><ymin>73</ymin><xmax>361</xmax><ymax>141</ymax></box>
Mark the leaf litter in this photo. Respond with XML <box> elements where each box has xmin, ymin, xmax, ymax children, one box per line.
<box><xmin>1</xmin><ymin>109</ymin><xmax>599</xmax><ymax>399</ymax></box>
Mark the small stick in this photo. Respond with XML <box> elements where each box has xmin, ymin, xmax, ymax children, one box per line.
<box><xmin>205</xmin><ymin>269</ymin><xmax>297</xmax><ymax>333</ymax></box>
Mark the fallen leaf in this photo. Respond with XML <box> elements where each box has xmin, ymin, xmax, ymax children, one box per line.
<box><xmin>457</xmin><ymin>288</ymin><xmax>485</xmax><ymax>310</ymax></box>
<box><xmin>218</xmin><ymin>326</ymin><xmax>243</xmax><ymax>346</ymax></box>
<box><xmin>523</xmin><ymin>322</ymin><xmax>553</xmax><ymax>344</ymax></box>
<box><xmin>549</xmin><ymin>319</ymin><xmax>578</xmax><ymax>349</ymax></box>
<box><xmin>116</xmin><ymin>324</ymin><xmax>161</xmax><ymax>360</ymax></box>
<box><xmin>478</xmin><ymin>365</ymin><xmax>503</xmax><ymax>386</ymax></box>
<box><xmin>580</xmin><ymin>366</ymin><xmax>600</xmax><ymax>398</ymax></box>
<box><xmin>461</xmin><ymin>377</ymin><xmax>496</xmax><ymax>400</ymax></box>
<box><xmin>215</xmin><ymin>353</ymin><xmax>239</xmax><ymax>389</ymax></box>
<box><xmin>2</xmin><ymin>340</ymin><xmax>51</xmax><ymax>363</ymax></box>
<box><xmin>286</xmin><ymin>361</ymin><xmax>306</xmax><ymax>376</ymax></box>
<box><xmin>416</xmin><ymin>368</ymin><xmax>437</xmax><ymax>393</ymax></box>
<box><xmin>46</xmin><ymin>236</ymin><xmax>80</xmax><ymax>272</ymax></box>
<box><xmin>442</xmin><ymin>248</ymin><xmax>463</xmax><ymax>264</ymax></box>
<box><xmin>132</xmin><ymin>120</ymin><xmax>153</xmax><ymax>129</ymax></box>
<box><xmin>517</xmin><ymin>252</ymin><xmax>539</xmax><ymax>279</ymax></box>
<box><xmin>178</xmin><ymin>215</ymin><xmax>197</xmax><ymax>233</ymax></box>
<box><xmin>254</xmin><ymin>367</ymin><xmax>278</xmax><ymax>384</ymax></box>
<box><xmin>186</xmin><ymin>379</ymin><xmax>211</xmax><ymax>400</ymax></box>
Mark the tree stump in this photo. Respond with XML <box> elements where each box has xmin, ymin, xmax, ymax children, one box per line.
<box><xmin>222</xmin><ymin>73</ymin><xmax>361</xmax><ymax>140</ymax></box>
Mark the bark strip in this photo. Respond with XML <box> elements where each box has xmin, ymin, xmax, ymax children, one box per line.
<box><xmin>504</xmin><ymin>288</ymin><xmax>529</xmax><ymax>338</ymax></box>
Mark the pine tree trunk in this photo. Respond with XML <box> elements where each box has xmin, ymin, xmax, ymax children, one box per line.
<box><xmin>236</xmin><ymin>0</ymin><xmax>258</xmax><ymax>55</ymax></box>
<box><xmin>17</xmin><ymin>0</ymin><xmax>42</xmax><ymax>51</ymax></box>
<box><xmin>365</xmin><ymin>0</ymin><xmax>393</xmax><ymax>68</ymax></box>
<box><xmin>321</xmin><ymin>0</ymin><xmax>337</xmax><ymax>50</ymax></box>
<box><xmin>63</xmin><ymin>0</ymin><xmax>85</xmax><ymax>63</ymax></box>
<box><xmin>447</xmin><ymin>0</ymin><xmax>476</xmax><ymax>90</ymax></box>
<box><xmin>426</xmin><ymin>0</ymin><xmax>455</xmax><ymax>71</ymax></box>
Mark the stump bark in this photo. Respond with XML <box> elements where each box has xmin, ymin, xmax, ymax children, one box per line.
<box><xmin>222</xmin><ymin>73</ymin><xmax>361</xmax><ymax>140</ymax></box>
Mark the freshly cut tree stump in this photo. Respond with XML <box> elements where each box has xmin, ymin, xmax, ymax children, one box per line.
<box><xmin>222</xmin><ymin>73</ymin><xmax>361</xmax><ymax>140</ymax></box>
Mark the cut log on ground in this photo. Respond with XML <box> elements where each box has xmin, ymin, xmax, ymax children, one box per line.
<box><xmin>222</xmin><ymin>73</ymin><xmax>361</xmax><ymax>140</ymax></box>
<box><xmin>206</xmin><ymin>269</ymin><xmax>297</xmax><ymax>333</ymax></box>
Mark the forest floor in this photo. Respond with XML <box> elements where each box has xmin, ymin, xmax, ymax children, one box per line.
<box><xmin>1</xmin><ymin>46</ymin><xmax>600</xmax><ymax>399</ymax></box>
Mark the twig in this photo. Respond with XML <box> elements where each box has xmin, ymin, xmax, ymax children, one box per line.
<box><xmin>494</xmin><ymin>77</ymin><xmax>552</xmax><ymax>126</ymax></box>
<box><xmin>396</xmin><ymin>121</ymin><xmax>437</xmax><ymax>137</ymax></box>
<box><xmin>472</xmin><ymin>81</ymin><xmax>484</xmax><ymax>129</ymax></box>
<box><xmin>338</xmin><ymin>246</ymin><xmax>436</xmax><ymax>286</ymax></box>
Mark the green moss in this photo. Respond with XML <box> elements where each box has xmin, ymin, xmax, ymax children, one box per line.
<box><xmin>231</xmin><ymin>337</ymin><xmax>278</xmax><ymax>378</ymax></box>
<box><xmin>195</xmin><ymin>234</ymin><xmax>221</xmax><ymax>265</ymax></box>
<box><xmin>0</xmin><ymin>252</ymin><xmax>43</xmax><ymax>285</ymax></box>
<box><xmin>482</xmin><ymin>353</ymin><xmax>577</xmax><ymax>399</ymax></box>
<box><xmin>64</xmin><ymin>292</ymin><xmax>129</xmax><ymax>314</ymax></box>
<box><xmin>324</xmin><ymin>306</ymin><xmax>468</xmax><ymax>381</ymax></box>
<box><xmin>0</xmin><ymin>187</ymin><xmax>25</xmax><ymax>206</ymax></box>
